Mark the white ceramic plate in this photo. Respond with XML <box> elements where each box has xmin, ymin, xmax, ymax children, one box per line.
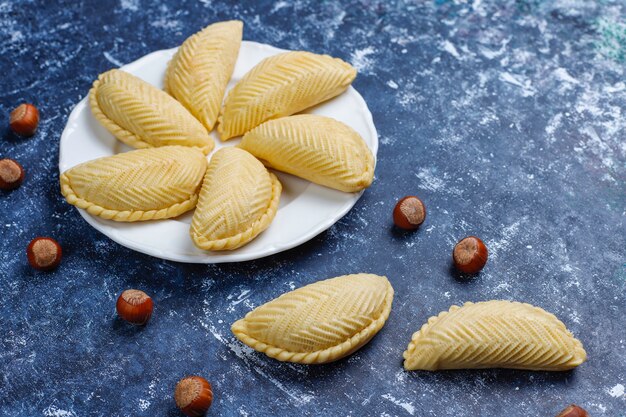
<box><xmin>59</xmin><ymin>41</ymin><xmax>378</xmax><ymax>263</ymax></box>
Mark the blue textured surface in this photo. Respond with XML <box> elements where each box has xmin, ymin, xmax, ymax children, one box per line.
<box><xmin>1</xmin><ymin>1</ymin><xmax>625</xmax><ymax>416</ymax></box>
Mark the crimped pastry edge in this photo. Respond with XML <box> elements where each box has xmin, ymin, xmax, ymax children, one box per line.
<box><xmin>89</xmin><ymin>72</ymin><xmax>214</xmax><ymax>155</ymax></box>
<box><xmin>231</xmin><ymin>274</ymin><xmax>394</xmax><ymax>364</ymax></box>
<box><xmin>60</xmin><ymin>172</ymin><xmax>199</xmax><ymax>222</ymax></box>
<box><xmin>402</xmin><ymin>300</ymin><xmax>587</xmax><ymax>371</ymax></box>
<box><xmin>190</xmin><ymin>172</ymin><xmax>282</xmax><ymax>251</ymax></box>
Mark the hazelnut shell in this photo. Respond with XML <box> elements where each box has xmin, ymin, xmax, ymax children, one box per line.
<box><xmin>175</xmin><ymin>376</ymin><xmax>213</xmax><ymax>416</ymax></box>
<box><xmin>393</xmin><ymin>196</ymin><xmax>426</xmax><ymax>230</ymax></box>
<box><xmin>556</xmin><ymin>405</ymin><xmax>589</xmax><ymax>417</ymax></box>
<box><xmin>10</xmin><ymin>103</ymin><xmax>39</xmax><ymax>137</ymax></box>
<box><xmin>0</xmin><ymin>158</ymin><xmax>25</xmax><ymax>190</ymax></box>
<box><xmin>116</xmin><ymin>289</ymin><xmax>154</xmax><ymax>325</ymax></box>
<box><xmin>27</xmin><ymin>237</ymin><xmax>62</xmax><ymax>271</ymax></box>
<box><xmin>453</xmin><ymin>236</ymin><xmax>488</xmax><ymax>274</ymax></box>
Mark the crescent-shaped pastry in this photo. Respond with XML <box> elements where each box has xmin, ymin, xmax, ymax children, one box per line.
<box><xmin>218</xmin><ymin>51</ymin><xmax>357</xmax><ymax>140</ymax></box>
<box><xmin>60</xmin><ymin>146</ymin><xmax>207</xmax><ymax>222</ymax></box>
<box><xmin>403</xmin><ymin>300</ymin><xmax>587</xmax><ymax>371</ymax></box>
<box><xmin>239</xmin><ymin>115</ymin><xmax>374</xmax><ymax>192</ymax></box>
<box><xmin>190</xmin><ymin>147</ymin><xmax>281</xmax><ymax>250</ymax></box>
<box><xmin>89</xmin><ymin>69</ymin><xmax>214</xmax><ymax>154</ymax></box>
<box><xmin>232</xmin><ymin>273</ymin><xmax>394</xmax><ymax>364</ymax></box>
<box><xmin>164</xmin><ymin>20</ymin><xmax>243</xmax><ymax>131</ymax></box>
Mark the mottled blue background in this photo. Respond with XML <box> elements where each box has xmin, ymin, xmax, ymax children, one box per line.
<box><xmin>1</xmin><ymin>0</ymin><xmax>625</xmax><ymax>416</ymax></box>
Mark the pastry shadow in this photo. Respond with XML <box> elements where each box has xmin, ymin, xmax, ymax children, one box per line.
<box><xmin>270</xmin><ymin>334</ymin><xmax>387</xmax><ymax>384</ymax></box>
<box><xmin>405</xmin><ymin>367</ymin><xmax>579</xmax><ymax>387</ymax></box>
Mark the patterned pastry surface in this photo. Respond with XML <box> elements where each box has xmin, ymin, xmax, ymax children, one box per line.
<box><xmin>190</xmin><ymin>147</ymin><xmax>281</xmax><ymax>251</ymax></box>
<box><xmin>218</xmin><ymin>51</ymin><xmax>356</xmax><ymax>140</ymax></box>
<box><xmin>240</xmin><ymin>115</ymin><xmax>374</xmax><ymax>192</ymax></box>
<box><xmin>403</xmin><ymin>300</ymin><xmax>587</xmax><ymax>371</ymax></box>
<box><xmin>60</xmin><ymin>146</ymin><xmax>207</xmax><ymax>222</ymax></box>
<box><xmin>164</xmin><ymin>20</ymin><xmax>242</xmax><ymax>131</ymax></box>
<box><xmin>90</xmin><ymin>69</ymin><xmax>214</xmax><ymax>154</ymax></box>
<box><xmin>232</xmin><ymin>273</ymin><xmax>394</xmax><ymax>364</ymax></box>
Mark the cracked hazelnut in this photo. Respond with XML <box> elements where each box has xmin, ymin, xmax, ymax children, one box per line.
<box><xmin>10</xmin><ymin>103</ymin><xmax>39</xmax><ymax>136</ymax></box>
<box><xmin>453</xmin><ymin>236</ymin><xmax>488</xmax><ymax>274</ymax></box>
<box><xmin>116</xmin><ymin>289</ymin><xmax>153</xmax><ymax>325</ymax></box>
<box><xmin>0</xmin><ymin>158</ymin><xmax>25</xmax><ymax>190</ymax></box>
<box><xmin>175</xmin><ymin>375</ymin><xmax>213</xmax><ymax>416</ymax></box>
<box><xmin>393</xmin><ymin>196</ymin><xmax>426</xmax><ymax>230</ymax></box>
<box><xmin>556</xmin><ymin>405</ymin><xmax>589</xmax><ymax>417</ymax></box>
<box><xmin>27</xmin><ymin>237</ymin><xmax>62</xmax><ymax>271</ymax></box>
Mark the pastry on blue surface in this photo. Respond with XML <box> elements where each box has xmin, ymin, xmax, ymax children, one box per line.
<box><xmin>60</xmin><ymin>146</ymin><xmax>207</xmax><ymax>221</ymax></box>
<box><xmin>239</xmin><ymin>115</ymin><xmax>374</xmax><ymax>192</ymax></box>
<box><xmin>403</xmin><ymin>300</ymin><xmax>587</xmax><ymax>371</ymax></box>
<box><xmin>89</xmin><ymin>69</ymin><xmax>214</xmax><ymax>154</ymax></box>
<box><xmin>232</xmin><ymin>273</ymin><xmax>394</xmax><ymax>364</ymax></box>
<box><xmin>164</xmin><ymin>20</ymin><xmax>243</xmax><ymax>131</ymax></box>
<box><xmin>218</xmin><ymin>51</ymin><xmax>356</xmax><ymax>140</ymax></box>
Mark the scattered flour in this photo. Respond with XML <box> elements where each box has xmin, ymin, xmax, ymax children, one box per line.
<box><xmin>381</xmin><ymin>393</ymin><xmax>415</xmax><ymax>415</ymax></box>
<box><xmin>206</xmin><ymin>325</ymin><xmax>314</xmax><ymax>407</ymax></box>
<box><xmin>138</xmin><ymin>399</ymin><xmax>151</xmax><ymax>411</ymax></box>
<box><xmin>103</xmin><ymin>52</ymin><xmax>123</xmax><ymax>67</ymax></box>
<box><xmin>120</xmin><ymin>0</ymin><xmax>139</xmax><ymax>11</ymax></box>
<box><xmin>487</xmin><ymin>219</ymin><xmax>523</xmax><ymax>259</ymax></box>
<box><xmin>499</xmin><ymin>72</ymin><xmax>536</xmax><ymax>97</ymax></box>
<box><xmin>351</xmin><ymin>47</ymin><xmax>376</xmax><ymax>72</ymax></box>
<box><xmin>271</xmin><ymin>1</ymin><xmax>289</xmax><ymax>12</ymax></box>
<box><xmin>416</xmin><ymin>168</ymin><xmax>445</xmax><ymax>192</ymax></box>
<box><xmin>42</xmin><ymin>406</ymin><xmax>77</xmax><ymax>417</ymax></box>
<box><xmin>545</xmin><ymin>113</ymin><xmax>563</xmax><ymax>135</ymax></box>
<box><xmin>553</xmin><ymin>67</ymin><xmax>579</xmax><ymax>84</ymax></box>
<box><xmin>608</xmin><ymin>383</ymin><xmax>625</xmax><ymax>398</ymax></box>
<box><xmin>442</xmin><ymin>40</ymin><xmax>461</xmax><ymax>59</ymax></box>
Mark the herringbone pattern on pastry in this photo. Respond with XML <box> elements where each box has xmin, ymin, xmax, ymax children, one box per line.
<box><xmin>240</xmin><ymin>115</ymin><xmax>374</xmax><ymax>192</ymax></box>
<box><xmin>218</xmin><ymin>51</ymin><xmax>357</xmax><ymax>140</ymax></box>
<box><xmin>164</xmin><ymin>20</ymin><xmax>242</xmax><ymax>131</ymax></box>
<box><xmin>231</xmin><ymin>274</ymin><xmax>394</xmax><ymax>364</ymax></box>
<box><xmin>190</xmin><ymin>147</ymin><xmax>281</xmax><ymax>250</ymax></box>
<box><xmin>403</xmin><ymin>300</ymin><xmax>587</xmax><ymax>371</ymax></box>
<box><xmin>60</xmin><ymin>146</ymin><xmax>207</xmax><ymax>222</ymax></box>
<box><xmin>89</xmin><ymin>69</ymin><xmax>214</xmax><ymax>154</ymax></box>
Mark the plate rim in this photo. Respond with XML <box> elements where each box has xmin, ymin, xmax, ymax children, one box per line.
<box><xmin>58</xmin><ymin>40</ymin><xmax>378</xmax><ymax>264</ymax></box>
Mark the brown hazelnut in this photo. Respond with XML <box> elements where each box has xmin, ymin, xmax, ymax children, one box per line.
<box><xmin>10</xmin><ymin>103</ymin><xmax>39</xmax><ymax>136</ymax></box>
<box><xmin>175</xmin><ymin>376</ymin><xmax>213</xmax><ymax>416</ymax></box>
<box><xmin>27</xmin><ymin>237</ymin><xmax>62</xmax><ymax>271</ymax></box>
<box><xmin>0</xmin><ymin>158</ymin><xmax>25</xmax><ymax>190</ymax></box>
<box><xmin>453</xmin><ymin>236</ymin><xmax>488</xmax><ymax>274</ymax></box>
<box><xmin>393</xmin><ymin>196</ymin><xmax>426</xmax><ymax>230</ymax></box>
<box><xmin>116</xmin><ymin>289</ymin><xmax>153</xmax><ymax>325</ymax></box>
<box><xmin>556</xmin><ymin>404</ymin><xmax>589</xmax><ymax>417</ymax></box>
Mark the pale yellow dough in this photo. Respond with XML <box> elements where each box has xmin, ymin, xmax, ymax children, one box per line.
<box><xmin>164</xmin><ymin>20</ymin><xmax>243</xmax><ymax>131</ymax></box>
<box><xmin>60</xmin><ymin>146</ymin><xmax>207</xmax><ymax>222</ymax></box>
<box><xmin>239</xmin><ymin>115</ymin><xmax>374</xmax><ymax>192</ymax></box>
<box><xmin>190</xmin><ymin>147</ymin><xmax>281</xmax><ymax>251</ymax></box>
<box><xmin>403</xmin><ymin>300</ymin><xmax>587</xmax><ymax>371</ymax></box>
<box><xmin>232</xmin><ymin>273</ymin><xmax>394</xmax><ymax>364</ymax></box>
<box><xmin>89</xmin><ymin>69</ymin><xmax>214</xmax><ymax>154</ymax></box>
<box><xmin>218</xmin><ymin>51</ymin><xmax>357</xmax><ymax>140</ymax></box>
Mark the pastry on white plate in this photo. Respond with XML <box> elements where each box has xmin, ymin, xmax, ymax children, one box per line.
<box><xmin>218</xmin><ymin>51</ymin><xmax>356</xmax><ymax>140</ymax></box>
